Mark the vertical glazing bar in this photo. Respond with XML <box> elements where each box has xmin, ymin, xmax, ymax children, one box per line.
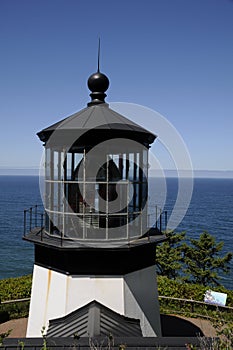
<box><xmin>139</xmin><ymin>152</ymin><xmax>143</xmax><ymax>210</ymax></box>
<box><xmin>125</xmin><ymin>151</ymin><xmax>129</xmax><ymax>239</ymax></box>
<box><xmin>57</xmin><ymin>151</ymin><xmax>61</xmax><ymax>212</ymax></box>
<box><xmin>155</xmin><ymin>205</ymin><xmax>158</xmax><ymax>229</ymax></box>
<box><xmin>45</xmin><ymin>148</ymin><xmax>50</xmax><ymax>234</ymax></box>
<box><xmin>106</xmin><ymin>153</ymin><xmax>109</xmax><ymax>240</ymax></box>
<box><xmin>83</xmin><ymin>149</ymin><xmax>86</xmax><ymax>239</ymax></box>
<box><xmin>133</xmin><ymin>152</ymin><xmax>137</xmax><ymax>211</ymax></box>
<box><xmin>119</xmin><ymin>153</ymin><xmax>123</xmax><ymax>179</ymax></box>
<box><xmin>125</xmin><ymin>152</ymin><xmax>130</xmax><ymax>180</ymax></box>
<box><xmin>127</xmin><ymin>180</ymin><xmax>129</xmax><ymax>241</ymax></box>
<box><xmin>63</xmin><ymin>152</ymin><xmax>67</xmax><ymax>184</ymax></box>
<box><xmin>63</xmin><ymin>149</ymin><xmax>67</xmax><ymax>239</ymax></box>
<box><xmin>50</xmin><ymin>150</ymin><xmax>54</xmax><ymax>235</ymax></box>
<box><xmin>58</xmin><ymin>151</ymin><xmax>61</xmax><ymax>229</ymax></box>
<box><xmin>140</xmin><ymin>208</ymin><xmax>143</xmax><ymax>237</ymax></box>
<box><xmin>58</xmin><ymin>150</ymin><xmax>61</xmax><ymax>181</ymax></box>
<box><xmin>143</xmin><ymin>149</ymin><xmax>148</xmax><ymax>225</ymax></box>
<box><xmin>71</xmin><ymin>152</ymin><xmax>75</xmax><ymax>180</ymax></box>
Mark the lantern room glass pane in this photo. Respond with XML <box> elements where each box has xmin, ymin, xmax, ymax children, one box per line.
<box><xmin>143</xmin><ymin>149</ymin><xmax>148</xmax><ymax>180</ymax></box>
<box><xmin>45</xmin><ymin>148</ymin><xmax>50</xmax><ymax>180</ymax></box>
<box><xmin>43</xmin><ymin>144</ymin><xmax>149</xmax><ymax>242</ymax></box>
<box><xmin>53</xmin><ymin>152</ymin><xmax>58</xmax><ymax>180</ymax></box>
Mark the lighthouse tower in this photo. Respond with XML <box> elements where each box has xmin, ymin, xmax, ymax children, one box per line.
<box><xmin>24</xmin><ymin>68</ymin><xmax>166</xmax><ymax>338</ymax></box>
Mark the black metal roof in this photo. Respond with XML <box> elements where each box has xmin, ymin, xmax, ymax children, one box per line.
<box><xmin>37</xmin><ymin>104</ymin><xmax>156</xmax><ymax>149</ymax></box>
<box><xmin>37</xmin><ymin>67</ymin><xmax>157</xmax><ymax>149</ymax></box>
<box><xmin>47</xmin><ymin>300</ymin><xmax>142</xmax><ymax>338</ymax></box>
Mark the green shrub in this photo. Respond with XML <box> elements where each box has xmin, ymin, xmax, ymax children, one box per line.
<box><xmin>0</xmin><ymin>275</ymin><xmax>32</xmax><ymax>302</ymax></box>
<box><xmin>157</xmin><ymin>276</ymin><xmax>233</xmax><ymax>324</ymax></box>
<box><xmin>1</xmin><ymin>300</ymin><xmax>30</xmax><ymax>321</ymax></box>
<box><xmin>0</xmin><ymin>275</ymin><xmax>32</xmax><ymax>320</ymax></box>
<box><xmin>157</xmin><ymin>276</ymin><xmax>233</xmax><ymax>306</ymax></box>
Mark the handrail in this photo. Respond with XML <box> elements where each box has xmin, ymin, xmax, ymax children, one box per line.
<box><xmin>1</xmin><ymin>295</ymin><xmax>232</xmax><ymax>311</ymax></box>
<box><xmin>23</xmin><ymin>205</ymin><xmax>45</xmax><ymax>237</ymax></box>
<box><xmin>159</xmin><ymin>295</ymin><xmax>233</xmax><ymax>310</ymax></box>
<box><xmin>0</xmin><ymin>297</ymin><xmax>30</xmax><ymax>305</ymax></box>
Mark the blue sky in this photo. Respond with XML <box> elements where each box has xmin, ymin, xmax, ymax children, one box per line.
<box><xmin>0</xmin><ymin>0</ymin><xmax>233</xmax><ymax>172</ymax></box>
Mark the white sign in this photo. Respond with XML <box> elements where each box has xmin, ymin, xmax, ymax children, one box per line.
<box><xmin>204</xmin><ymin>290</ymin><xmax>227</xmax><ymax>306</ymax></box>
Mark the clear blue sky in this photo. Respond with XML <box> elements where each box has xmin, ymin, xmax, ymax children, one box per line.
<box><xmin>0</xmin><ymin>0</ymin><xmax>233</xmax><ymax>172</ymax></box>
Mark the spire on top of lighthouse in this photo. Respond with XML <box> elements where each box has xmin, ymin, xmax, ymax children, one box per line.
<box><xmin>87</xmin><ymin>39</ymin><xmax>110</xmax><ymax>106</ymax></box>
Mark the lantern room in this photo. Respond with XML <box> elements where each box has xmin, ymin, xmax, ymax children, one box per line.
<box><xmin>36</xmin><ymin>70</ymin><xmax>157</xmax><ymax>246</ymax></box>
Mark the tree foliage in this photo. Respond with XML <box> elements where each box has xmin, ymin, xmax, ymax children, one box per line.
<box><xmin>183</xmin><ymin>231</ymin><xmax>232</xmax><ymax>286</ymax></box>
<box><xmin>156</xmin><ymin>230</ymin><xmax>232</xmax><ymax>287</ymax></box>
<box><xmin>156</xmin><ymin>230</ymin><xmax>186</xmax><ymax>279</ymax></box>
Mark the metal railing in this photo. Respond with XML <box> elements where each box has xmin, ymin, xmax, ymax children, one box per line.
<box><xmin>23</xmin><ymin>204</ymin><xmax>168</xmax><ymax>242</ymax></box>
<box><xmin>23</xmin><ymin>205</ymin><xmax>45</xmax><ymax>237</ymax></box>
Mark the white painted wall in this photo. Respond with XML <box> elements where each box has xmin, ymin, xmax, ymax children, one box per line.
<box><xmin>27</xmin><ymin>265</ymin><xmax>124</xmax><ymax>337</ymax></box>
<box><xmin>26</xmin><ymin>264</ymin><xmax>161</xmax><ymax>337</ymax></box>
<box><xmin>65</xmin><ymin>274</ymin><xmax>125</xmax><ymax>315</ymax></box>
<box><xmin>27</xmin><ymin>266</ymin><xmax>67</xmax><ymax>337</ymax></box>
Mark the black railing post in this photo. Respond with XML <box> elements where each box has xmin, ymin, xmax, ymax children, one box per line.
<box><xmin>165</xmin><ymin>210</ymin><xmax>168</xmax><ymax>233</ymax></box>
<box><xmin>160</xmin><ymin>209</ymin><xmax>162</xmax><ymax>232</ymax></box>
<box><xmin>35</xmin><ymin>205</ymin><xmax>38</xmax><ymax>227</ymax></box>
<box><xmin>29</xmin><ymin>207</ymin><xmax>32</xmax><ymax>232</ymax></box>
<box><xmin>40</xmin><ymin>213</ymin><xmax>44</xmax><ymax>241</ymax></box>
<box><xmin>155</xmin><ymin>205</ymin><xmax>158</xmax><ymax>229</ymax></box>
<box><xmin>24</xmin><ymin>210</ymin><xmax>27</xmax><ymax>236</ymax></box>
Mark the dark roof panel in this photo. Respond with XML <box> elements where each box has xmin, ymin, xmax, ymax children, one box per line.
<box><xmin>47</xmin><ymin>300</ymin><xmax>142</xmax><ymax>338</ymax></box>
<box><xmin>37</xmin><ymin>104</ymin><xmax>156</xmax><ymax>148</ymax></box>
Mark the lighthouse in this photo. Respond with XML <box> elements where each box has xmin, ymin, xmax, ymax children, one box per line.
<box><xmin>24</xmin><ymin>67</ymin><xmax>166</xmax><ymax>338</ymax></box>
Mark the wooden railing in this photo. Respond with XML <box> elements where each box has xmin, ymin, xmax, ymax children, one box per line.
<box><xmin>158</xmin><ymin>295</ymin><xmax>233</xmax><ymax>320</ymax></box>
<box><xmin>1</xmin><ymin>295</ymin><xmax>233</xmax><ymax>323</ymax></box>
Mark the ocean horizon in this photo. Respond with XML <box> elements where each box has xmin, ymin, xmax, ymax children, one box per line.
<box><xmin>1</xmin><ymin>167</ymin><xmax>233</xmax><ymax>178</ymax></box>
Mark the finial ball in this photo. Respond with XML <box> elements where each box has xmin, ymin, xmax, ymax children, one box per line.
<box><xmin>88</xmin><ymin>72</ymin><xmax>109</xmax><ymax>93</ymax></box>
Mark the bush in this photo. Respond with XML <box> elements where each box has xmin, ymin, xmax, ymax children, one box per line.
<box><xmin>0</xmin><ymin>275</ymin><xmax>32</xmax><ymax>320</ymax></box>
<box><xmin>157</xmin><ymin>275</ymin><xmax>233</xmax><ymax>306</ymax></box>
<box><xmin>0</xmin><ymin>275</ymin><xmax>32</xmax><ymax>301</ymax></box>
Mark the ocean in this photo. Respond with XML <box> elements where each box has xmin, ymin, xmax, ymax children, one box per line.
<box><xmin>0</xmin><ymin>175</ymin><xmax>233</xmax><ymax>289</ymax></box>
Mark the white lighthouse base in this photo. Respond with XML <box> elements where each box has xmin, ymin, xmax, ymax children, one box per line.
<box><xmin>26</xmin><ymin>264</ymin><xmax>161</xmax><ymax>337</ymax></box>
